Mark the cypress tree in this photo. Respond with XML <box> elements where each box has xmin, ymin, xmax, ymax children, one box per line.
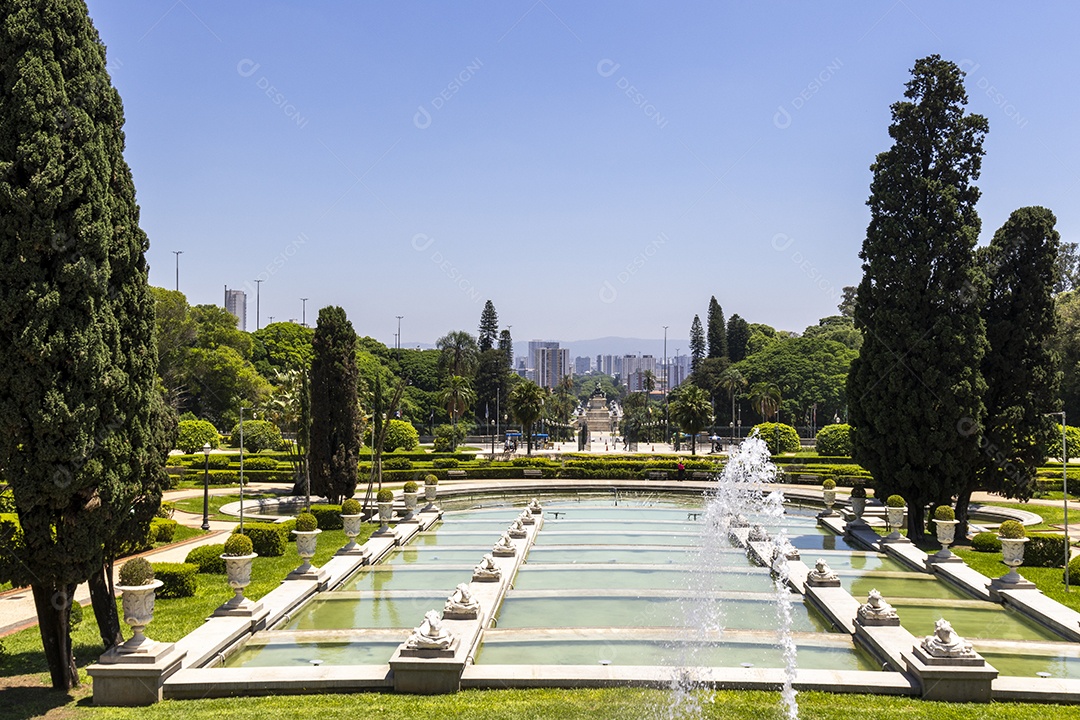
<box><xmin>498</xmin><ymin>328</ymin><xmax>513</xmax><ymax>370</ymax></box>
<box><xmin>0</xmin><ymin>0</ymin><xmax>172</xmax><ymax>688</ymax></box>
<box><xmin>706</xmin><ymin>296</ymin><xmax>727</xmax><ymax>359</ymax></box>
<box><xmin>689</xmin><ymin>315</ymin><xmax>705</xmax><ymax>372</ymax></box>
<box><xmin>726</xmin><ymin>314</ymin><xmax>750</xmax><ymax>363</ymax></box>
<box><xmin>848</xmin><ymin>55</ymin><xmax>988</xmax><ymax>539</ymax></box>
<box><xmin>478</xmin><ymin>300</ymin><xmax>498</xmax><ymax>352</ymax></box>
<box><xmin>958</xmin><ymin>207</ymin><xmax>1061</xmax><ymax>534</ymax></box>
<box><xmin>309</xmin><ymin>306</ymin><xmax>360</xmax><ymax>503</ymax></box>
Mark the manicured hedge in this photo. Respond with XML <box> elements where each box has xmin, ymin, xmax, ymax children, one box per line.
<box><xmin>152</xmin><ymin>562</ymin><xmax>198</xmax><ymax>598</ymax></box>
<box><xmin>308</xmin><ymin>504</ymin><xmax>344</xmax><ymax>530</ymax></box>
<box><xmin>184</xmin><ymin>544</ymin><xmax>226</xmax><ymax>574</ymax></box>
<box><xmin>235</xmin><ymin>523</ymin><xmax>287</xmax><ymax>556</ymax></box>
<box><xmin>815</xmin><ymin>424</ymin><xmax>852</xmax><ymax>457</ymax></box>
<box><xmin>1025</xmin><ymin>534</ymin><xmax>1068</xmax><ymax>568</ymax></box>
<box><xmin>150</xmin><ymin>517</ymin><xmax>178</xmax><ymax>543</ymax></box>
<box><xmin>971</xmin><ymin>532</ymin><xmax>1002</xmax><ymax>552</ymax></box>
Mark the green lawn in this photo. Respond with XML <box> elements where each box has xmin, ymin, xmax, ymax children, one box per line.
<box><xmin>952</xmin><ymin>546</ymin><xmax>1080</xmax><ymax>613</ymax></box>
<box><xmin>56</xmin><ymin>689</ymin><xmax>1080</xmax><ymax>720</ymax></box>
<box><xmin>171</xmin><ymin>492</ymin><xmax>279</xmax><ymax>521</ymax></box>
<box><xmin>978</xmin><ymin>501</ymin><xmax>1070</xmax><ymax>531</ymax></box>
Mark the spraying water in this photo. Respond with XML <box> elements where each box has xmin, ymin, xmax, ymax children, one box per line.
<box><xmin>666</xmin><ymin>432</ymin><xmax>798</xmax><ymax>719</ymax></box>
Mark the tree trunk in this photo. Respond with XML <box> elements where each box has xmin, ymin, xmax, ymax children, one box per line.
<box><xmin>954</xmin><ymin>487</ymin><xmax>973</xmax><ymax>542</ymax></box>
<box><xmin>31</xmin><ymin>582</ymin><xmax>79</xmax><ymax>690</ymax></box>
<box><xmin>906</xmin><ymin>502</ymin><xmax>928</xmax><ymax>544</ymax></box>
<box><xmin>89</xmin><ymin>562</ymin><xmax>123</xmax><ymax>651</ymax></box>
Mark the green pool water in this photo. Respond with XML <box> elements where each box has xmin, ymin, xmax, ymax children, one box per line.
<box><xmin>511</xmin><ymin>566</ymin><xmax>775</xmax><ymax>592</ymax></box>
<box><xmin>804</xmin><ymin>550</ymin><xmax>909</xmax><ymax>573</ymax></box>
<box><xmin>339</xmin><ymin>567</ymin><xmax>475</xmax><ymax>592</ymax></box>
<box><xmin>544</xmin><ymin>520</ymin><xmax>702</xmax><ymax>534</ymax></box>
<box><xmin>842</xmin><ymin>573</ymin><xmax>968</xmax><ymax>601</ymax></box>
<box><xmin>891</xmin><ymin>602</ymin><xmax>1062</xmax><ymax>642</ymax></box>
<box><xmin>980</xmin><ymin>650</ymin><xmax>1080</xmax><ymax>679</ymax></box>
<box><xmin>226</xmin><ymin>639</ymin><xmax>401</xmax><ymax>667</ymax></box>
<box><xmin>411</xmin><ymin>531</ymin><xmax>518</xmax><ymax>547</ymax></box>
<box><xmin>525</xmin><ymin>546</ymin><xmax>714</xmax><ymax>565</ymax></box>
<box><xmin>387</xmin><ymin>547</ymin><xmax>490</xmax><ymax>565</ymax></box>
<box><xmin>284</xmin><ymin>594</ymin><xmax>444</xmax><ymax>630</ymax></box>
<box><xmin>534</xmin><ymin>532</ymin><xmax>702</xmax><ymax>547</ymax></box>
<box><xmin>495</xmin><ymin>595</ymin><xmax>834</xmax><ymax>632</ymax></box>
<box><xmin>474</xmin><ymin>638</ymin><xmax>876</xmax><ymax>671</ymax></box>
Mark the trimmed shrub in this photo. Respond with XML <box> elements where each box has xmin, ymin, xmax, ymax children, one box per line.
<box><xmin>153</xmin><ymin>562</ymin><xmax>198</xmax><ymax>598</ymax></box>
<box><xmin>1047</xmin><ymin>424</ymin><xmax>1080</xmax><ymax>460</ymax></box>
<box><xmin>69</xmin><ymin>601</ymin><xmax>83</xmax><ymax>632</ymax></box>
<box><xmin>223</xmin><ymin>533</ymin><xmax>254</xmax><ymax>557</ymax></box>
<box><xmin>403</xmin><ymin>481</ymin><xmax>419</xmax><ymax>493</ymax></box>
<box><xmin>814</xmin><ymin>424</ymin><xmax>852</xmax><ymax>457</ymax></box>
<box><xmin>1067</xmin><ymin>555</ymin><xmax>1080</xmax><ymax>585</ymax></box>
<box><xmin>309</xmin><ymin>504</ymin><xmax>344</xmax><ymax>530</ymax></box>
<box><xmin>150</xmin><ymin>517</ymin><xmax>177</xmax><ymax>543</ymax></box>
<box><xmin>244</xmin><ymin>456</ymin><xmax>281</xmax><ymax>470</ymax></box>
<box><xmin>850</xmin><ymin>485</ymin><xmax>866</xmax><ymax>499</ymax></box>
<box><xmin>118</xmin><ymin>557</ymin><xmax>154</xmax><ymax>586</ymax></box>
<box><xmin>189</xmin><ymin>454</ymin><xmax>232</xmax><ymax>470</ymax></box>
<box><xmin>377</xmin><ymin>489</ymin><xmax>394</xmax><ymax>503</ymax></box>
<box><xmin>425</xmin><ymin>474</ymin><xmax>438</xmax><ymax>485</ymax></box>
<box><xmin>885</xmin><ymin>495</ymin><xmax>905</xmax><ymax>508</ymax></box>
<box><xmin>229</xmin><ymin>419</ymin><xmax>284</xmax><ymax>452</ymax></box>
<box><xmin>1025</xmin><ymin>534</ymin><xmax>1068</xmax><ymax>568</ymax></box>
<box><xmin>822</xmin><ymin>478</ymin><xmax>836</xmax><ymax>490</ymax></box>
<box><xmin>236</xmin><ymin>523</ymin><xmax>286</xmax><ymax>556</ymax></box>
<box><xmin>432</xmin><ymin>458</ymin><xmax>458</xmax><ymax>469</ymax></box>
<box><xmin>933</xmin><ymin>505</ymin><xmax>955</xmax><ymax>521</ymax></box>
<box><xmin>383</xmin><ymin>419</ymin><xmax>420</xmax><ymax>452</ymax></box>
<box><xmin>156</xmin><ymin>501</ymin><xmax>175</xmax><ymax>519</ymax></box>
<box><xmin>185</xmin><ymin>544</ymin><xmax>226</xmax><ymax>574</ymax></box>
<box><xmin>295</xmin><ymin>512</ymin><xmax>318</xmax><ymax>532</ymax></box>
<box><xmin>176</xmin><ymin>419</ymin><xmax>221</xmax><ymax>454</ymax></box>
<box><xmin>971</xmin><ymin>532</ymin><xmax>1002</xmax><ymax>552</ymax></box>
<box><xmin>382</xmin><ymin>457</ymin><xmax>412</xmax><ymax>470</ymax></box>
<box><xmin>750</xmin><ymin>423</ymin><xmax>800</xmax><ymax>454</ymax></box>
<box><xmin>341</xmin><ymin>498</ymin><xmax>362</xmax><ymax>516</ymax></box>
<box><xmin>999</xmin><ymin>520</ymin><xmax>1026</xmax><ymax>539</ymax></box>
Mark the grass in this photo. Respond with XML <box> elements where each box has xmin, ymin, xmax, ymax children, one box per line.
<box><xmin>952</xmin><ymin>546</ymin><xmax>1080</xmax><ymax>613</ymax></box>
<box><xmin>171</xmin><ymin>493</ymin><xmax>279</xmax><ymax>521</ymax></box>
<box><xmin>161</xmin><ymin>525</ymin><xmax>204</xmax><ymax>546</ymax></box>
<box><xmin>49</xmin><ymin>688</ymin><xmax>1080</xmax><ymax>720</ymax></box>
<box><xmin>978</xmin><ymin>501</ymin><xmax>1069</xmax><ymax>531</ymax></box>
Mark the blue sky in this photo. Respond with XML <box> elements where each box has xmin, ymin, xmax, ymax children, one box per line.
<box><xmin>85</xmin><ymin>1</ymin><xmax>1079</xmax><ymax>349</ymax></box>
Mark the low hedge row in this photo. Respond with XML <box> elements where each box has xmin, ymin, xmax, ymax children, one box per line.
<box><xmin>152</xmin><ymin>562</ymin><xmax>198</xmax><ymax>598</ymax></box>
<box><xmin>1025</xmin><ymin>534</ymin><xmax>1069</xmax><ymax>568</ymax></box>
<box><xmin>235</xmin><ymin>523</ymin><xmax>287</xmax><ymax>556</ymax></box>
<box><xmin>150</xmin><ymin>517</ymin><xmax>178</xmax><ymax>543</ymax></box>
<box><xmin>184</xmin><ymin>544</ymin><xmax>226</xmax><ymax>573</ymax></box>
<box><xmin>308</xmin><ymin>504</ymin><xmax>344</xmax><ymax>530</ymax></box>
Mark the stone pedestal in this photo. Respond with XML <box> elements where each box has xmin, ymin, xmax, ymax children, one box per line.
<box><xmin>88</xmin><ymin>643</ymin><xmax>186</xmax><ymax>706</ymax></box>
<box><xmin>902</xmin><ymin>649</ymin><xmax>997</xmax><ymax>702</ymax></box>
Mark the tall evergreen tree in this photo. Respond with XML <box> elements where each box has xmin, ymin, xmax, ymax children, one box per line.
<box><xmin>498</xmin><ymin>328</ymin><xmax>514</xmax><ymax>369</ymax></box>
<box><xmin>478</xmin><ymin>300</ymin><xmax>499</xmax><ymax>352</ymax></box>
<box><xmin>689</xmin><ymin>315</ymin><xmax>705</xmax><ymax>372</ymax></box>
<box><xmin>0</xmin><ymin>0</ymin><xmax>172</xmax><ymax>688</ymax></box>
<box><xmin>726</xmin><ymin>314</ymin><xmax>751</xmax><ymax>363</ymax></box>
<box><xmin>436</xmin><ymin>329</ymin><xmax>479</xmax><ymax>378</ymax></box>
<box><xmin>958</xmin><ymin>207</ymin><xmax>1061</xmax><ymax>534</ymax></box>
<box><xmin>475</xmin><ymin>348</ymin><xmax>509</xmax><ymax>426</ymax></box>
<box><xmin>848</xmin><ymin>55</ymin><xmax>988</xmax><ymax>539</ymax></box>
<box><xmin>309</xmin><ymin>306</ymin><xmax>360</xmax><ymax>503</ymax></box>
<box><xmin>706</xmin><ymin>296</ymin><xmax>727</xmax><ymax>359</ymax></box>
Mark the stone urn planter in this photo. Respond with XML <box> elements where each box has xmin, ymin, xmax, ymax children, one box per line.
<box><xmin>998</xmin><ymin>531</ymin><xmax>1029</xmax><ymax>585</ymax></box>
<box><xmin>423</xmin><ymin>474</ymin><xmax>438</xmax><ymax>511</ymax></box>
<box><xmin>115</xmin><ymin>560</ymin><xmax>163</xmax><ymax>654</ymax></box>
<box><xmin>340</xmin><ymin>498</ymin><xmax>363</xmax><ymax>552</ymax></box>
<box><xmin>883</xmin><ymin>495</ymin><xmax>906</xmax><ymax>543</ymax></box>
<box><xmin>848</xmin><ymin>487</ymin><xmax>867</xmax><ymax>526</ymax></box>
<box><xmin>291</xmin><ymin>511</ymin><xmax>321</xmax><ymax>574</ymax></box>
<box><xmin>819</xmin><ymin>479</ymin><xmax>836</xmax><ymax>517</ymax></box>
<box><xmin>402</xmin><ymin>482</ymin><xmax>419</xmax><ymax>521</ymax></box>
<box><xmin>932</xmin><ymin>519</ymin><xmax>959</xmax><ymax>559</ymax></box>
<box><xmin>222</xmin><ymin>553</ymin><xmax>257</xmax><ymax>606</ymax></box>
<box><xmin>376</xmin><ymin>489</ymin><xmax>395</xmax><ymax>533</ymax></box>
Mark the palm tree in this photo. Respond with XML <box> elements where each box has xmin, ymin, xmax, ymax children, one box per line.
<box><xmin>671</xmin><ymin>384</ymin><xmax>712</xmax><ymax>455</ymax></box>
<box><xmin>509</xmin><ymin>380</ymin><xmax>547</xmax><ymax>455</ymax></box>
<box><xmin>719</xmin><ymin>368</ymin><xmax>747</xmax><ymax>442</ymax></box>
<box><xmin>436</xmin><ymin>330</ymin><xmax>479</xmax><ymax>377</ymax></box>
<box><xmin>641</xmin><ymin>369</ymin><xmax>657</xmax><ymax>394</ymax></box>
<box><xmin>749</xmin><ymin>382</ymin><xmax>781</xmax><ymax>422</ymax></box>
<box><xmin>438</xmin><ymin>375</ymin><xmax>475</xmax><ymax>451</ymax></box>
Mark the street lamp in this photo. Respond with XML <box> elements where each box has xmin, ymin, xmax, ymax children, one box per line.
<box><xmin>1047</xmin><ymin>411</ymin><xmax>1069</xmax><ymax>590</ymax></box>
<box><xmin>201</xmin><ymin>442</ymin><xmax>211</xmax><ymax>531</ymax></box>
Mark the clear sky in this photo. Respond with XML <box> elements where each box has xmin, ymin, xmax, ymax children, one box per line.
<box><xmin>84</xmin><ymin>1</ymin><xmax>1078</xmax><ymax>348</ymax></box>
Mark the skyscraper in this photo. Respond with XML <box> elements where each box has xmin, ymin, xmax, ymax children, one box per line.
<box><xmin>528</xmin><ymin>340</ymin><xmax>569</xmax><ymax>388</ymax></box>
<box><xmin>224</xmin><ymin>286</ymin><xmax>247</xmax><ymax>331</ymax></box>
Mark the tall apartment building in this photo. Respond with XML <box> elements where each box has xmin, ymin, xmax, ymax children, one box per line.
<box><xmin>574</xmin><ymin>356</ymin><xmax>591</xmax><ymax>375</ymax></box>
<box><xmin>664</xmin><ymin>355</ymin><xmax>692</xmax><ymax>390</ymax></box>
<box><xmin>528</xmin><ymin>340</ymin><xmax>570</xmax><ymax>388</ymax></box>
<box><xmin>224</xmin><ymin>287</ymin><xmax>247</xmax><ymax>331</ymax></box>
<box><xmin>623</xmin><ymin>354</ymin><xmax>657</xmax><ymax>392</ymax></box>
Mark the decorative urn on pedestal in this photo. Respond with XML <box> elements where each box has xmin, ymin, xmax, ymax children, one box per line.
<box><xmin>820</xmin><ymin>478</ymin><xmax>837</xmax><ymax>517</ymax></box>
<box><xmin>376</xmin><ymin>489</ymin><xmax>395</xmax><ymax>533</ymax></box>
<box><xmin>217</xmin><ymin>532</ymin><xmax>261</xmax><ymax>615</ymax></box>
<box><xmin>882</xmin><ymin>494</ymin><xmax>907</xmax><ymax>542</ymax></box>
<box><xmin>930</xmin><ymin>505</ymin><xmax>961</xmax><ymax>563</ymax></box>
<box><xmin>291</xmin><ymin>511</ymin><xmax>321</xmax><ymax>573</ymax></box>
<box><xmin>402</xmin><ymin>481</ymin><xmax>419</xmax><ymax>521</ymax></box>
<box><xmin>848</xmin><ymin>484</ymin><xmax>867</xmax><ymax>526</ymax></box>
<box><xmin>423</xmin><ymin>474</ymin><xmax>438</xmax><ymax>511</ymax></box>
<box><xmin>340</xmin><ymin>498</ymin><xmax>364</xmax><ymax>552</ymax></box>
<box><xmin>114</xmin><ymin>558</ymin><xmax>163</xmax><ymax>654</ymax></box>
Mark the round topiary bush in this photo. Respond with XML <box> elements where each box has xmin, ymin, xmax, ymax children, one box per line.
<box><xmin>750</xmin><ymin>422</ymin><xmax>800</xmax><ymax>454</ymax></box>
<box><xmin>886</xmin><ymin>494</ymin><xmax>905</xmax><ymax>508</ymax></box>
<box><xmin>176</xmin><ymin>419</ymin><xmax>221</xmax><ymax>454</ymax></box>
<box><xmin>342</xmin><ymin>498</ymin><xmax>362</xmax><ymax>516</ymax></box>
<box><xmin>971</xmin><ymin>532</ymin><xmax>1002</xmax><ymax>553</ymax></box>
<box><xmin>295</xmin><ymin>512</ymin><xmax>318</xmax><ymax>532</ymax></box>
<box><xmin>425</xmin><ymin>474</ymin><xmax>438</xmax><ymax>486</ymax></box>
<box><xmin>998</xmin><ymin>520</ymin><xmax>1026</xmax><ymax>539</ymax></box>
<box><xmin>382</xmin><ymin>457</ymin><xmax>412</xmax><ymax>470</ymax></box>
<box><xmin>382</xmin><ymin>419</ymin><xmax>420</xmax><ymax>452</ymax></box>
<box><xmin>850</xmin><ymin>485</ymin><xmax>866</xmax><ymax>499</ymax></box>
<box><xmin>403</xmin><ymin>481</ymin><xmax>419</xmax><ymax>493</ymax></box>
<box><xmin>377</xmin><ymin>489</ymin><xmax>394</xmax><ymax>504</ymax></box>
<box><xmin>822</xmin><ymin>478</ymin><xmax>836</xmax><ymax>490</ymax></box>
<box><xmin>814</xmin><ymin>423</ymin><xmax>852</xmax><ymax>457</ymax></box>
<box><xmin>185</xmin><ymin>544</ymin><xmax>227</xmax><ymax>573</ymax></box>
<box><xmin>1025</xmin><ymin>535</ymin><xmax>1069</xmax><ymax>568</ymax></box>
<box><xmin>933</xmin><ymin>505</ymin><xmax>955</xmax><ymax>521</ymax></box>
<box><xmin>229</xmin><ymin>419</ymin><xmax>284</xmax><ymax>452</ymax></box>
<box><xmin>118</xmin><ymin>557</ymin><xmax>155</xmax><ymax>586</ymax></box>
<box><xmin>1066</xmin><ymin>555</ymin><xmax>1080</xmax><ymax>584</ymax></box>
<box><xmin>223</xmin><ymin>533</ymin><xmax>254</xmax><ymax>557</ymax></box>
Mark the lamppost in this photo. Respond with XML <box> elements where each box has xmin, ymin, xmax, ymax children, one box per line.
<box><xmin>301</xmin><ymin>298</ymin><xmax>308</xmax><ymax>327</ymax></box>
<box><xmin>239</xmin><ymin>406</ymin><xmax>248</xmax><ymax>532</ymax></box>
<box><xmin>254</xmin><ymin>279</ymin><xmax>263</xmax><ymax>331</ymax></box>
<box><xmin>172</xmin><ymin>250</ymin><xmax>182</xmax><ymax>292</ymax></box>
<box><xmin>201</xmin><ymin>442</ymin><xmax>211</xmax><ymax>531</ymax></box>
<box><xmin>1047</xmin><ymin>411</ymin><xmax>1069</xmax><ymax>590</ymax></box>
<box><xmin>490</xmin><ymin>419</ymin><xmax>496</xmax><ymax>455</ymax></box>
<box><xmin>663</xmin><ymin>325</ymin><xmax>669</xmax><ymax>443</ymax></box>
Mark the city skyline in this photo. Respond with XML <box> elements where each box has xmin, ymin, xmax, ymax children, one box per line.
<box><xmin>86</xmin><ymin>2</ymin><xmax>1079</xmax><ymax>345</ymax></box>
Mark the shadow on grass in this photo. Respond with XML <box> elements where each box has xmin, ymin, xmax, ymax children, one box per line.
<box><xmin>0</xmin><ymin>637</ymin><xmax>106</xmax><ymax>678</ymax></box>
<box><xmin>0</xmin><ymin>683</ymin><xmax>82</xmax><ymax>720</ymax></box>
